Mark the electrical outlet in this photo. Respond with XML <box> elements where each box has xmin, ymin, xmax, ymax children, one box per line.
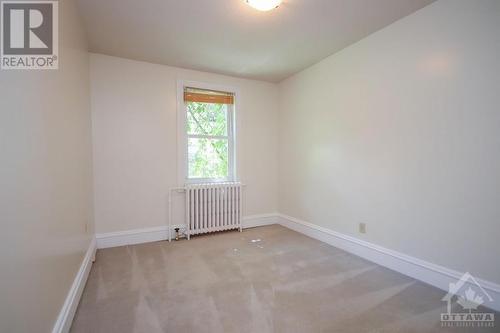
<box><xmin>359</xmin><ymin>223</ymin><xmax>366</xmax><ymax>234</ymax></box>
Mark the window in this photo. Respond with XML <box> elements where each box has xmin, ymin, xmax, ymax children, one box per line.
<box><xmin>183</xmin><ymin>86</ymin><xmax>235</xmax><ymax>182</ymax></box>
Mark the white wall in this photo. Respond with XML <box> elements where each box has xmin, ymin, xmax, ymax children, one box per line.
<box><xmin>278</xmin><ymin>0</ymin><xmax>500</xmax><ymax>284</ymax></box>
<box><xmin>90</xmin><ymin>54</ymin><xmax>279</xmax><ymax>234</ymax></box>
<box><xmin>0</xmin><ymin>0</ymin><xmax>94</xmax><ymax>332</ymax></box>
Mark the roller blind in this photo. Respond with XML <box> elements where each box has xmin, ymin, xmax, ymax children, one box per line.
<box><xmin>184</xmin><ymin>87</ymin><xmax>234</xmax><ymax>104</ymax></box>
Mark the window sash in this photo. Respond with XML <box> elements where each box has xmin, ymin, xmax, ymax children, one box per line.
<box><xmin>185</xmin><ymin>101</ymin><xmax>235</xmax><ymax>183</ymax></box>
<box><xmin>187</xmin><ymin>134</ymin><xmax>228</xmax><ymax>140</ymax></box>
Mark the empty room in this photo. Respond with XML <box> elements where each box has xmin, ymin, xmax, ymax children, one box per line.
<box><xmin>1</xmin><ymin>0</ymin><xmax>500</xmax><ymax>332</ymax></box>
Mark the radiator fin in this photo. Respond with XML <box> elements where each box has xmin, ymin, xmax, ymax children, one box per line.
<box><xmin>185</xmin><ymin>182</ymin><xmax>242</xmax><ymax>238</ymax></box>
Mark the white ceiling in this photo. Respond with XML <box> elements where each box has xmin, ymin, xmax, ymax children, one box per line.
<box><xmin>76</xmin><ymin>0</ymin><xmax>436</xmax><ymax>82</ymax></box>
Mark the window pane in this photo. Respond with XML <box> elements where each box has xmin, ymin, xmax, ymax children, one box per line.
<box><xmin>187</xmin><ymin>102</ymin><xmax>227</xmax><ymax>136</ymax></box>
<box><xmin>188</xmin><ymin>138</ymin><xmax>228</xmax><ymax>179</ymax></box>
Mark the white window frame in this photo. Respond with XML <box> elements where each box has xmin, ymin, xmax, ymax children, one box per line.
<box><xmin>177</xmin><ymin>80</ymin><xmax>238</xmax><ymax>185</ymax></box>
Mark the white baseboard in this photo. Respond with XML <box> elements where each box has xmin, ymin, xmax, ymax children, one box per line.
<box><xmin>96</xmin><ymin>226</ymin><xmax>172</xmax><ymax>249</ymax></box>
<box><xmin>96</xmin><ymin>214</ymin><xmax>278</xmax><ymax>249</ymax></box>
<box><xmin>52</xmin><ymin>237</ymin><xmax>96</xmax><ymax>333</ymax></box>
<box><xmin>277</xmin><ymin>213</ymin><xmax>500</xmax><ymax>312</ymax></box>
<box><xmin>242</xmin><ymin>213</ymin><xmax>278</xmax><ymax>228</ymax></box>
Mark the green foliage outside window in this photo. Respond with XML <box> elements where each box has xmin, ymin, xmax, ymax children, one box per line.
<box><xmin>187</xmin><ymin>102</ymin><xmax>229</xmax><ymax>179</ymax></box>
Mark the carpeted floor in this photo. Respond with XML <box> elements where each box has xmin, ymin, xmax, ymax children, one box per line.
<box><xmin>71</xmin><ymin>225</ymin><xmax>498</xmax><ymax>332</ymax></box>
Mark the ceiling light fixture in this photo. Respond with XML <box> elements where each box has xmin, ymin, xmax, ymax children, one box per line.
<box><xmin>246</xmin><ymin>0</ymin><xmax>282</xmax><ymax>12</ymax></box>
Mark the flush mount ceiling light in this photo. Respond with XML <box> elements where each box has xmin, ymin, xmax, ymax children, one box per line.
<box><xmin>246</xmin><ymin>0</ymin><xmax>282</xmax><ymax>11</ymax></box>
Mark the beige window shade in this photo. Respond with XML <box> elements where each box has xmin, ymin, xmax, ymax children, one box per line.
<box><xmin>184</xmin><ymin>87</ymin><xmax>234</xmax><ymax>104</ymax></box>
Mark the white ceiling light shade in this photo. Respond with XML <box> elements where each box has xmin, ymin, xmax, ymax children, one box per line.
<box><xmin>245</xmin><ymin>0</ymin><xmax>282</xmax><ymax>11</ymax></box>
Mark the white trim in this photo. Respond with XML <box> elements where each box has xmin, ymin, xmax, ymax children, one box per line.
<box><xmin>96</xmin><ymin>214</ymin><xmax>276</xmax><ymax>249</ymax></box>
<box><xmin>96</xmin><ymin>226</ymin><xmax>173</xmax><ymax>249</ymax></box>
<box><xmin>277</xmin><ymin>213</ymin><xmax>500</xmax><ymax>312</ymax></box>
<box><xmin>242</xmin><ymin>213</ymin><xmax>278</xmax><ymax>228</ymax></box>
<box><xmin>177</xmin><ymin>80</ymin><xmax>186</xmax><ymax>186</ymax></box>
<box><xmin>52</xmin><ymin>237</ymin><xmax>96</xmax><ymax>333</ymax></box>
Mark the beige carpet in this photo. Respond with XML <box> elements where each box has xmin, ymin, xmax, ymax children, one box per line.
<box><xmin>71</xmin><ymin>225</ymin><xmax>498</xmax><ymax>332</ymax></box>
